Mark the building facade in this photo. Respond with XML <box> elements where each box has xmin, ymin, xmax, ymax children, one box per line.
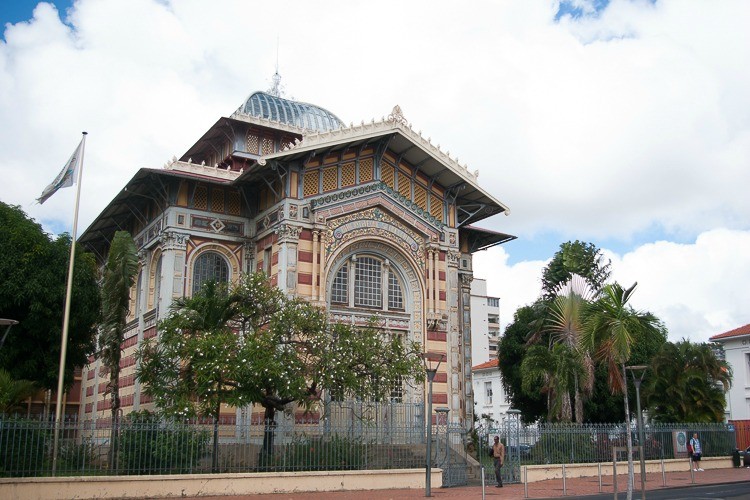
<box><xmin>78</xmin><ymin>90</ymin><xmax>513</xmax><ymax>428</ymax></box>
<box><xmin>471</xmin><ymin>359</ymin><xmax>511</xmax><ymax>427</ymax></box>
<box><xmin>469</xmin><ymin>278</ymin><xmax>501</xmax><ymax>365</ymax></box>
<box><xmin>710</xmin><ymin>323</ymin><xmax>750</xmax><ymax>421</ymax></box>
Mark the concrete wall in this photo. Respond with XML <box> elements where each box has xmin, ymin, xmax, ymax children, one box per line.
<box><xmin>0</xmin><ymin>469</ymin><xmax>440</xmax><ymax>500</ymax></box>
<box><xmin>523</xmin><ymin>456</ymin><xmax>731</xmax><ymax>482</ymax></box>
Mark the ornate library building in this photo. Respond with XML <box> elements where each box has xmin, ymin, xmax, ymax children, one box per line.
<box><xmin>78</xmin><ymin>86</ymin><xmax>514</xmax><ymax>429</ymax></box>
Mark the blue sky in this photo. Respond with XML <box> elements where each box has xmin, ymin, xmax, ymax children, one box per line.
<box><xmin>0</xmin><ymin>1</ymin><xmax>72</xmax><ymax>30</ymax></box>
<box><xmin>2</xmin><ymin>0</ymin><xmax>749</xmax><ymax>343</ymax></box>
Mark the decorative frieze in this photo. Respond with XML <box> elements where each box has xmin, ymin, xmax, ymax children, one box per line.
<box><xmin>159</xmin><ymin>231</ymin><xmax>189</xmax><ymax>251</ymax></box>
<box><xmin>311</xmin><ymin>182</ymin><xmax>444</xmax><ymax>230</ymax></box>
<box><xmin>275</xmin><ymin>224</ymin><xmax>302</xmax><ymax>243</ymax></box>
<box><xmin>325</xmin><ymin>207</ymin><xmax>426</xmax><ymax>271</ymax></box>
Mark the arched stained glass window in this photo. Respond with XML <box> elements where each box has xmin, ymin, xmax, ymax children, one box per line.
<box><xmin>388</xmin><ymin>271</ymin><xmax>403</xmax><ymax>310</ymax></box>
<box><xmin>354</xmin><ymin>257</ymin><xmax>382</xmax><ymax>308</ymax></box>
<box><xmin>330</xmin><ymin>255</ymin><xmax>405</xmax><ymax>312</ymax></box>
<box><xmin>192</xmin><ymin>251</ymin><xmax>229</xmax><ymax>294</ymax></box>
<box><xmin>331</xmin><ymin>264</ymin><xmax>348</xmax><ymax>304</ymax></box>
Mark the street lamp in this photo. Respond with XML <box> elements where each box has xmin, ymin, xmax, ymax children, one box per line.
<box><xmin>627</xmin><ymin>365</ymin><xmax>648</xmax><ymax>500</ymax></box>
<box><xmin>421</xmin><ymin>352</ymin><xmax>446</xmax><ymax>497</ymax></box>
<box><xmin>0</xmin><ymin>319</ymin><xmax>19</xmax><ymax>350</ymax></box>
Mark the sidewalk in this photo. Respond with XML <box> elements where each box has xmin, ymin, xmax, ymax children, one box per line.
<box><xmin>187</xmin><ymin>467</ymin><xmax>750</xmax><ymax>499</ymax></box>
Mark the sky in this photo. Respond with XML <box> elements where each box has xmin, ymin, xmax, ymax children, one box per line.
<box><xmin>1</xmin><ymin>0</ymin><xmax>748</xmax><ymax>344</ymax></box>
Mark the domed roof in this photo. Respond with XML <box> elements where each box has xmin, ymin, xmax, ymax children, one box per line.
<box><xmin>239</xmin><ymin>91</ymin><xmax>344</xmax><ymax>132</ymax></box>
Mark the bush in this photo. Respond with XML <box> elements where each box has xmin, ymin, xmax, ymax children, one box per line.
<box><xmin>0</xmin><ymin>418</ymin><xmax>49</xmax><ymax>476</ymax></box>
<box><xmin>118</xmin><ymin>411</ymin><xmax>209</xmax><ymax>474</ymax></box>
<box><xmin>56</xmin><ymin>437</ymin><xmax>101</xmax><ymax>475</ymax></box>
<box><xmin>259</xmin><ymin>434</ymin><xmax>370</xmax><ymax>471</ymax></box>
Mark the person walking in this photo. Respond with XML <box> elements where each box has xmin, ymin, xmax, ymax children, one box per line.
<box><xmin>492</xmin><ymin>435</ymin><xmax>506</xmax><ymax>487</ymax></box>
<box><xmin>690</xmin><ymin>433</ymin><xmax>704</xmax><ymax>471</ymax></box>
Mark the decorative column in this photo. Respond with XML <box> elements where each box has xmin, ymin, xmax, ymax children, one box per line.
<box><xmin>428</xmin><ymin>248</ymin><xmax>435</xmax><ymax>314</ymax></box>
<box><xmin>445</xmin><ymin>250</ymin><xmax>461</xmax><ymax>424</ymax></box>
<box><xmin>458</xmin><ymin>270</ymin><xmax>474</xmax><ymax>428</ymax></box>
<box><xmin>275</xmin><ymin>224</ymin><xmax>302</xmax><ymax>293</ymax></box>
<box><xmin>158</xmin><ymin>231</ymin><xmax>190</xmax><ymax>308</ymax></box>
<box><xmin>311</xmin><ymin>230</ymin><xmax>320</xmax><ymax>301</ymax></box>
<box><xmin>433</xmin><ymin>249</ymin><xmax>440</xmax><ymax>314</ymax></box>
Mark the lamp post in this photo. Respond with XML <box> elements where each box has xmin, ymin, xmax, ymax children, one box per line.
<box><xmin>627</xmin><ymin>365</ymin><xmax>648</xmax><ymax>500</ymax></box>
<box><xmin>422</xmin><ymin>352</ymin><xmax>445</xmax><ymax>497</ymax></box>
<box><xmin>0</xmin><ymin>319</ymin><xmax>19</xmax><ymax>350</ymax></box>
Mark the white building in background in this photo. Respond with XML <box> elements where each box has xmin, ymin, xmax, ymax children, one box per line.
<box><xmin>470</xmin><ymin>278</ymin><xmax>500</xmax><ymax>365</ymax></box>
<box><xmin>709</xmin><ymin>323</ymin><xmax>750</xmax><ymax>421</ymax></box>
<box><xmin>472</xmin><ymin>359</ymin><xmax>511</xmax><ymax>427</ymax></box>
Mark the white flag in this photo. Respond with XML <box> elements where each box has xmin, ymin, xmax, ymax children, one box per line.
<box><xmin>37</xmin><ymin>139</ymin><xmax>84</xmax><ymax>204</ymax></box>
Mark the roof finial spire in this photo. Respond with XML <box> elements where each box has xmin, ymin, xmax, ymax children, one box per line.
<box><xmin>269</xmin><ymin>37</ymin><xmax>282</xmax><ymax>97</ymax></box>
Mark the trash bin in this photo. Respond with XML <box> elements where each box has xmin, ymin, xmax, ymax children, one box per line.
<box><xmin>732</xmin><ymin>449</ymin><xmax>741</xmax><ymax>467</ymax></box>
<box><xmin>744</xmin><ymin>452</ymin><xmax>749</xmax><ymax>468</ymax></box>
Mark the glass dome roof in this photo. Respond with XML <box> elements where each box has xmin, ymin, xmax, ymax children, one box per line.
<box><xmin>240</xmin><ymin>92</ymin><xmax>344</xmax><ymax>132</ymax></box>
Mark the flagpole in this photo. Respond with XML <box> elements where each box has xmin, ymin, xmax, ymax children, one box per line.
<box><xmin>52</xmin><ymin>131</ymin><xmax>87</xmax><ymax>475</ymax></box>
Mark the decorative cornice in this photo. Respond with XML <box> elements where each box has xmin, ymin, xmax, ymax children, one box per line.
<box><xmin>446</xmin><ymin>251</ymin><xmax>460</xmax><ymax>267</ymax></box>
<box><xmin>311</xmin><ymin>182</ymin><xmax>444</xmax><ymax>229</ymax></box>
<box><xmin>229</xmin><ymin>110</ymin><xmax>309</xmax><ymax>135</ymax></box>
<box><xmin>266</xmin><ymin>105</ymin><xmax>480</xmax><ymax>183</ymax></box>
<box><xmin>164</xmin><ymin>158</ymin><xmax>242</xmax><ymax>180</ymax></box>
<box><xmin>159</xmin><ymin>231</ymin><xmax>189</xmax><ymax>251</ymax></box>
<box><xmin>275</xmin><ymin>223</ymin><xmax>302</xmax><ymax>242</ymax></box>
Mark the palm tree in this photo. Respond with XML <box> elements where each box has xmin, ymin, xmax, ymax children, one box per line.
<box><xmin>99</xmin><ymin>231</ymin><xmax>138</xmax><ymax>470</ymax></box>
<box><xmin>546</xmin><ymin>275</ymin><xmax>595</xmax><ymax>423</ymax></box>
<box><xmin>645</xmin><ymin>340</ymin><xmax>731</xmax><ymax>422</ymax></box>
<box><xmin>522</xmin><ymin>343</ymin><xmax>588</xmax><ymax>422</ymax></box>
<box><xmin>0</xmin><ymin>369</ymin><xmax>37</xmax><ymax>414</ymax></box>
<box><xmin>581</xmin><ymin>282</ymin><xmax>660</xmax><ymax>500</ymax></box>
<box><xmin>526</xmin><ymin>275</ymin><xmax>595</xmax><ymax>422</ymax></box>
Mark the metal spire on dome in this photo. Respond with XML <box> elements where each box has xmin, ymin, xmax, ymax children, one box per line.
<box><xmin>268</xmin><ymin>37</ymin><xmax>282</xmax><ymax>97</ymax></box>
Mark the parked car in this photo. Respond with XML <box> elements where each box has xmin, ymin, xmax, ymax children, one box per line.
<box><xmin>507</xmin><ymin>444</ymin><xmax>532</xmax><ymax>457</ymax></box>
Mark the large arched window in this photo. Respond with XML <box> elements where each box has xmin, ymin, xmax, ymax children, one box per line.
<box><xmin>192</xmin><ymin>251</ymin><xmax>230</xmax><ymax>294</ymax></box>
<box><xmin>330</xmin><ymin>254</ymin><xmax>405</xmax><ymax>312</ymax></box>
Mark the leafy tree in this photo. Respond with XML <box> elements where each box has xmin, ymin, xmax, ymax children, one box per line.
<box><xmin>497</xmin><ymin>303</ymin><xmax>547</xmax><ymax>422</ymax></box>
<box><xmin>137</xmin><ymin>272</ymin><xmax>423</xmax><ymax>466</ymax></box>
<box><xmin>581</xmin><ymin>282</ymin><xmax>661</xmax><ymax>500</ymax></box>
<box><xmin>0</xmin><ymin>202</ymin><xmax>99</xmax><ymax>390</ymax></box>
<box><xmin>99</xmin><ymin>231</ymin><xmax>138</xmax><ymax>469</ymax></box>
<box><xmin>644</xmin><ymin>340</ymin><xmax>731</xmax><ymax>423</ymax></box>
<box><xmin>536</xmin><ymin>275</ymin><xmax>595</xmax><ymax>422</ymax></box>
<box><xmin>0</xmin><ymin>368</ymin><xmax>37</xmax><ymax>414</ymax></box>
<box><xmin>541</xmin><ymin>240</ymin><xmax>611</xmax><ymax>299</ymax></box>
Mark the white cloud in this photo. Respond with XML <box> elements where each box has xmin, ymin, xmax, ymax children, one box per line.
<box><xmin>476</xmin><ymin>228</ymin><xmax>750</xmax><ymax>343</ymax></box>
<box><xmin>607</xmin><ymin>228</ymin><xmax>750</xmax><ymax>343</ymax></box>
<box><xmin>1</xmin><ymin>0</ymin><xmax>748</xmax><ymax>341</ymax></box>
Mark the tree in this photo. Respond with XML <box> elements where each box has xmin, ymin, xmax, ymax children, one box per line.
<box><xmin>581</xmin><ymin>282</ymin><xmax>661</xmax><ymax>500</ymax></box>
<box><xmin>99</xmin><ymin>231</ymin><xmax>138</xmax><ymax>469</ymax></box>
<box><xmin>538</xmin><ymin>275</ymin><xmax>595</xmax><ymax>423</ymax></box>
<box><xmin>0</xmin><ymin>369</ymin><xmax>37</xmax><ymax>414</ymax></box>
<box><xmin>498</xmin><ymin>303</ymin><xmax>548</xmax><ymax>422</ymax></box>
<box><xmin>645</xmin><ymin>340</ymin><xmax>731</xmax><ymax>423</ymax></box>
<box><xmin>137</xmin><ymin>272</ymin><xmax>423</xmax><ymax>466</ymax></box>
<box><xmin>0</xmin><ymin>202</ymin><xmax>99</xmax><ymax>390</ymax></box>
<box><xmin>541</xmin><ymin>240</ymin><xmax>611</xmax><ymax>299</ymax></box>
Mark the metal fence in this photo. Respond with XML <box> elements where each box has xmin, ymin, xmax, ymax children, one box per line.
<box><xmin>2</xmin><ymin>407</ymin><xmax>738</xmax><ymax>481</ymax></box>
<box><xmin>477</xmin><ymin>421</ymin><xmax>737</xmax><ymax>484</ymax></box>
<box><xmin>0</xmin><ymin>402</ymin><xmax>427</xmax><ymax>477</ymax></box>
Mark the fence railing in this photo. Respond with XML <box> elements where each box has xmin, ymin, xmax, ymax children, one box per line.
<box><xmin>1</xmin><ymin>409</ymin><xmax>739</xmax><ymax>479</ymax></box>
<box><xmin>477</xmin><ymin>421</ymin><xmax>737</xmax><ymax>472</ymax></box>
<box><xmin>0</xmin><ymin>402</ymin><xmax>426</xmax><ymax>477</ymax></box>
